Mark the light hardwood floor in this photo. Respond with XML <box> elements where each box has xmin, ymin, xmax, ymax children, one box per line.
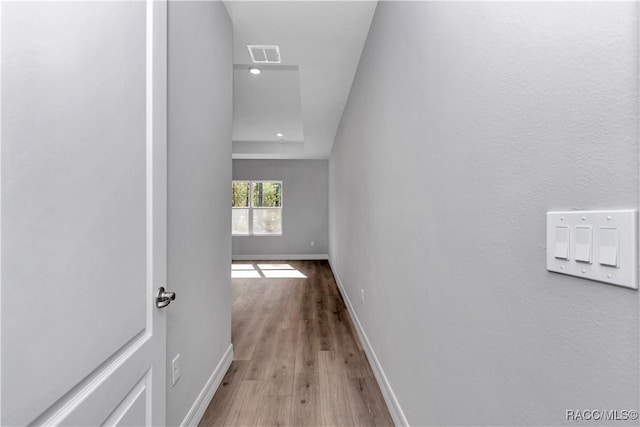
<box><xmin>198</xmin><ymin>260</ymin><xmax>394</xmax><ymax>427</ymax></box>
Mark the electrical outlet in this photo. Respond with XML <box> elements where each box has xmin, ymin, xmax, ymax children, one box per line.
<box><xmin>361</xmin><ymin>289</ymin><xmax>365</xmax><ymax>305</ymax></box>
<box><xmin>172</xmin><ymin>354</ymin><xmax>181</xmax><ymax>386</ymax></box>
<box><xmin>310</xmin><ymin>240</ymin><xmax>315</xmax><ymax>247</ymax></box>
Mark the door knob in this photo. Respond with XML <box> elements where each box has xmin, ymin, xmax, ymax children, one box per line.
<box><xmin>156</xmin><ymin>286</ymin><xmax>176</xmax><ymax>308</ymax></box>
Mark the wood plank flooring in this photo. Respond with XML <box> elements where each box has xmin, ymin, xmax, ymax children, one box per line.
<box><xmin>199</xmin><ymin>260</ymin><xmax>394</xmax><ymax>427</ymax></box>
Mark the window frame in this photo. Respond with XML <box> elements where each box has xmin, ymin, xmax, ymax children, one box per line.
<box><xmin>232</xmin><ymin>180</ymin><xmax>283</xmax><ymax>236</ymax></box>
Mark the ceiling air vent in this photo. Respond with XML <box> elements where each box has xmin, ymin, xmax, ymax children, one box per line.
<box><xmin>247</xmin><ymin>45</ymin><xmax>281</xmax><ymax>64</ymax></box>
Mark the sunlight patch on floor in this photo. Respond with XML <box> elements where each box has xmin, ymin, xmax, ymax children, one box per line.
<box><xmin>257</xmin><ymin>263</ymin><xmax>295</xmax><ymax>270</ymax></box>
<box><xmin>262</xmin><ymin>269</ymin><xmax>307</xmax><ymax>278</ymax></box>
<box><xmin>231</xmin><ymin>263</ymin><xmax>307</xmax><ymax>279</ymax></box>
<box><xmin>232</xmin><ymin>264</ymin><xmax>257</xmax><ymax>270</ymax></box>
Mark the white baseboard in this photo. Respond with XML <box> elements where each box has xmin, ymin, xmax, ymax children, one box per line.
<box><xmin>180</xmin><ymin>343</ymin><xmax>234</xmax><ymax>427</ymax></box>
<box><xmin>328</xmin><ymin>258</ymin><xmax>409</xmax><ymax>427</ymax></box>
<box><xmin>232</xmin><ymin>254</ymin><xmax>328</xmax><ymax>261</ymax></box>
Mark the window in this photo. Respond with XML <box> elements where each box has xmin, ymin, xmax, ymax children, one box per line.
<box><xmin>232</xmin><ymin>180</ymin><xmax>282</xmax><ymax>236</ymax></box>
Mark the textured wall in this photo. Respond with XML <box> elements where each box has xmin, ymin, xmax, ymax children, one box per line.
<box><xmin>232</xmin><ymin>159</ymin><xmax>329</xmax><ymax>257</ymax></box>
<box><xmin>329</xmin><ymin>2</ymin><xmax>639</xmax><ymax>426</ymax></box>
<box><xmin>167</xmin><ymin>1</ymin><xmax>232</xmax><ymax>425</ymax></box>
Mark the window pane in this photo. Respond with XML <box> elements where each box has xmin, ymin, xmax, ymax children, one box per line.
<box><xmin>253</xmin><ymin>181</ymin><xmax>282</xmax><ymax>207</ymax></box>
<box><xmin>253</xmin><ymin>208</ymin><xmax>282</xmax><ymax>235</ymax></box>
<box><xmin>232</xmin><ymin>182</ymin><xmax>250</xmax><ymax>207</ymax></box>
<box><xmin>232</xmin><ymin>208</ymin><xmax>249</xmax><ymax>235</ymax></box>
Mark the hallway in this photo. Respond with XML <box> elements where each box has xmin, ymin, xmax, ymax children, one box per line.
<box><xmin>199</xmin><ymin>261</ymin><xmax>393</xmax><ymax>426</ymax></box>
<box><xmin>3</xmin><ymin>1</ymin><xmax>639</xmax><ymax>425</ymax></box>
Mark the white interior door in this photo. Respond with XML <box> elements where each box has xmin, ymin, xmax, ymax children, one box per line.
<box><xmin>1</xmin><ymin>1</ymin><xmax>168</xmax><ymax>425</ymax></box>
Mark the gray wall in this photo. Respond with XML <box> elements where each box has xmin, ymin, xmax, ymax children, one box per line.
<box><xmin>167</xmin><ymin>1</ymin><xmax>232</xmax><ymax>425</ymax></box>
<box><xmin>329</xmin><ymin>2</ymin><xmax>639</xmax><ymax>426</ymax></box>
<box><xmin>232</xmin><ymin>159</ymin><xmax>328</xmax><ymax>257</ymax></box>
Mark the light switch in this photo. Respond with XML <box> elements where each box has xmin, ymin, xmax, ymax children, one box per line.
<box><xmin>554</xmin><ymin>226</ymin><xmax>569</xmax><ymax>260</ymax></box>
<box><xmin>546</xmin><ymin>210</ymin><xmax>637</xmax><ymax>289</ymax></box>
<box><xmin>599</xmin><ymin>227</ymin><xmax>618</xmax><ymax>267</ymax></box>
<box><xmin>574</xmin><ymin>226</ymin><xmax>592</xmax><ymax>263</ymax></box>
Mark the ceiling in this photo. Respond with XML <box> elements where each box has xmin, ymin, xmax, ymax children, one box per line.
<box><xmin>224</xmin><ymin>1</ymin><xmax>378</xmax><ymax>159</ymax></box>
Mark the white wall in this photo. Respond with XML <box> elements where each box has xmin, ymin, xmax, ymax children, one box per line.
<box><xmin>330</xmin><ymin>2</ymin><xmax>639</xmax><ymax>426</ymax></box>
<box><xmin>232</xmin><ymin>159</ymin><xmax>329</xmax><ymax>258</ymax></box>
<box><xmin>167</xmin><ymin>1</ymin><xmax>232</xmax><ymax>425</ymax></box>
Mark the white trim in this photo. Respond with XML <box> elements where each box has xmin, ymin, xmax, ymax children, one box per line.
<box><xmin>145</xmin><ymin>0</ymin><xmax>155</xmax><ymax>366</ymax></box>
<box><xmin>232</xmin><ymin>153</ymin><xmax>329</xmax><ymax>160</ymax></box>
<box><xmin>328</xmin><ymin>258</ymin><xmax>409</xmax><ymax>427</ymax></box>
<box><xmin>232</xmin><ymin>254</ymin><xmax>328</xmax><ymax>261</ymax></box>
<box><xmin>180</xmin><ymin>344</ymin><xmax>234</xmax><ymax>427</ymax></box>
<box><xmin>0</xmin><ymin>1</ymin><xmax>4</xmax><ymax>422</ymax></box>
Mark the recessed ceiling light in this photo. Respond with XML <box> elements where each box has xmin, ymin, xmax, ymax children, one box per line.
<box><xmin>249</xmin><ymin>67</ymin><xmax>261</xmax><ymax>75</ymax></box>
<box><xmin>276</xmin><ymin>133</ymin><xmax>284</xmax><ymax>137</ymax></box>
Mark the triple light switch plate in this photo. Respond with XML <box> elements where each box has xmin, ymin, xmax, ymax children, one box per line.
<box><xmin>546</xmin><ymin>210</ymin><xmax>637</xmax><ymax>290</ymax></box>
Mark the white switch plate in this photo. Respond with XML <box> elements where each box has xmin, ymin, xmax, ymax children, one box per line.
<box><xmin>172</xmin><ymin>354</ymin><xmax>181</xmax><ymax>386</ymax></box>
<box><xmin>547</xmin><ymin>210</ymin><xmax>638</xmax><ymax>289</ymax></box>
